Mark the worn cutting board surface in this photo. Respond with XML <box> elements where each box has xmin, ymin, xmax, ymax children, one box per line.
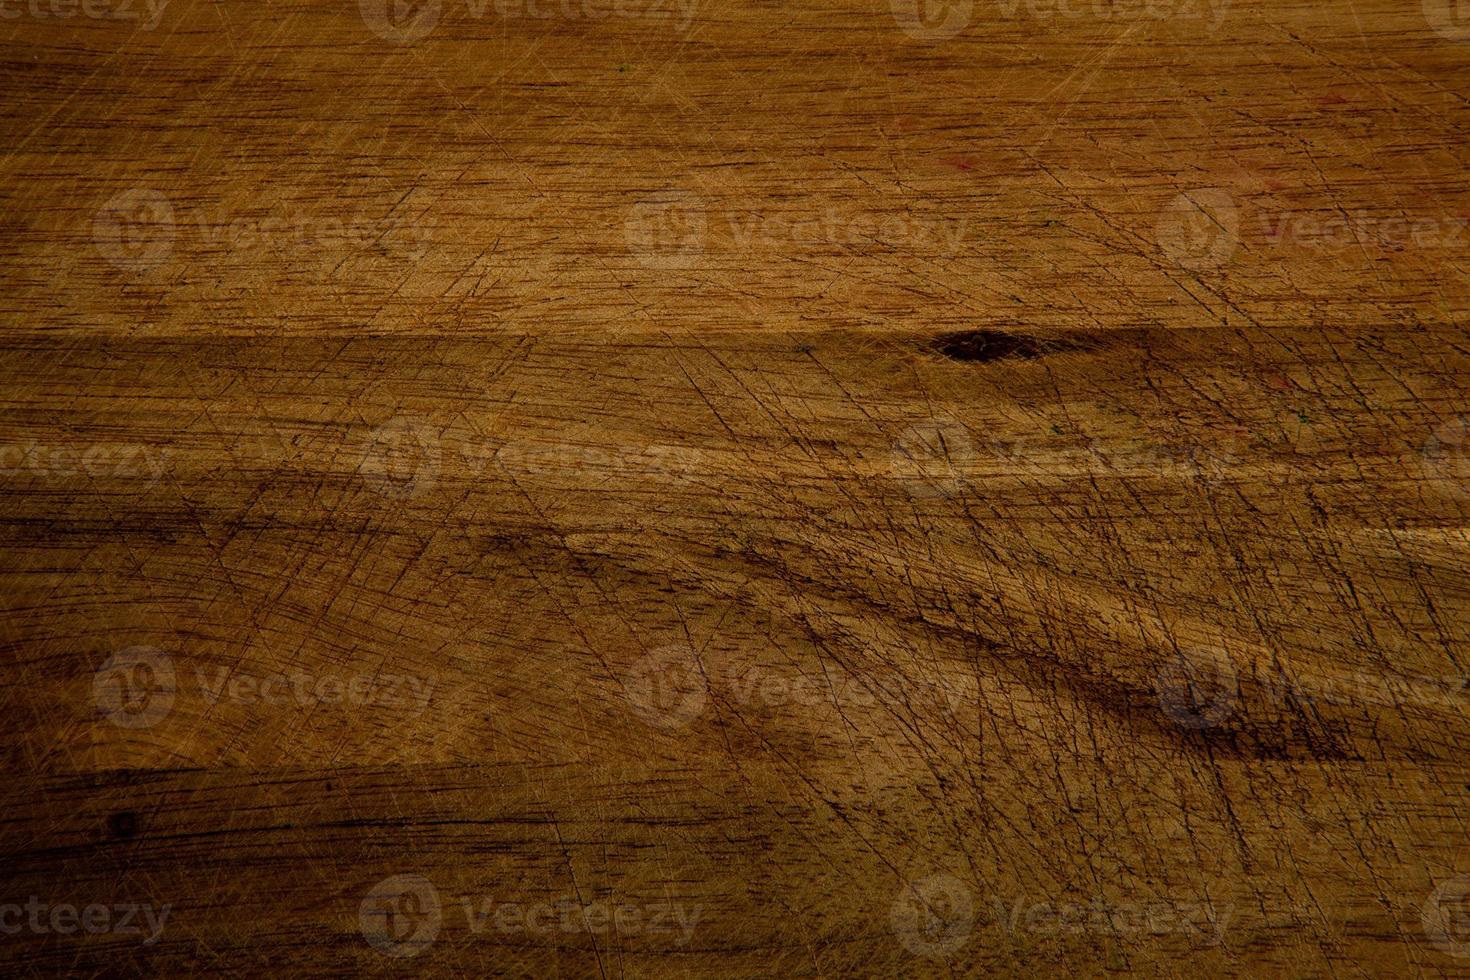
<box><xmin>3</xmin><ymin>0</ymin><xmax>1470</xmax><ymax>975</ymax></box>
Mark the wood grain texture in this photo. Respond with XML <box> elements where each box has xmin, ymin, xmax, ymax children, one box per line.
<box><xmin>1</xmin><ymin>0</ymin><xmax>1469</xmax><ymax>976</ymax></box>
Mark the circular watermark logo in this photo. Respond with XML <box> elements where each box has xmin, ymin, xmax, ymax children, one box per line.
<box><xmin>1155</xmin><ymin>646</ymin><xmax>1239</xmax><ymax>729</ymax></box>
<box><xmin>891</xmin><ymin>419</ymin><xmax>974</xmax><ymax>498</ymax></box>
<box><xmin>1422</xmin><ymin>417</ymin><xmax>1470</xmax><ymax>494</ymax></box>
<box><xmin>623</xmin><ymin>644</ymin><xmax>709</xmax><ymax>729</ymax></box>
<box><xmin>94</xmin><ymin>646</ymin><xmax>176</xmax><ymax>729</ymax></box>
<box><xmin>1423</xmin><ymin>874</ymin><xmax>1470</xmax><ymax>957</ymax></box>
<box><xmin>360</xmin><ymin>0</ymin><xmax>442</xmax><ymax>43</ymax></box>
<box><xmin>1424</xmin><ymin>0</ymin><xmax>1470</xmax><ymax>41</ymax></box>
<box><xmin>890</xmin><ymin>0</ymin><xmax>973</xmax><ymax>41</ymax></box>
<box><xmin>625</xmin><ymin>191</ymin><xmax>707</xmax><ymax>269</ymax></box>
<box><xmin>1156</xmin><ymin>189</ymin><xmax>1239</xmax><ymax>270</ymax></box>
<box><xmin>359</xmin><ymin>873</ymin><xmax>442</xmax><ymax>957</ymax></box>
<box><xmin>358</xmin><ymin>416</ymin><xmax>440</xmax><ymax>497</ymax></box>
<box><xmin>891</xmin><ymin>873</ymin><xmax>974</xmax><ymax>958</ymax></box>
<box><xmin>93</xmin><ymin>188</ymin><xmax>175</xmax><ymax>273</ymax></box>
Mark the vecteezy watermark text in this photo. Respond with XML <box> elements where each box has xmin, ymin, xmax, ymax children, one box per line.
<box><xmin>0</xmin><ymin>897</ymin><xmax>170</xmax><ymax>944</ymax></box>
<box><xmin>624</xmin><ymin>193</ymin><xmax>970</xmax><ymax>268</ymax></box>
<box><xmin>358</xmin><ymin>874</ymin><xmax>700</xmax><ymax>958</ymax></box>
<box><xmin>889</xmin><ymin>874</ymin><xmax>1232</xmax><ymax>959</ymax></box>
<box><xmin>0</xmin><ymin>0</ymin><xmax>167</xmax><ymax>28</ymax></box>
<box><xmin>458</xmin><ymin>895</ymin><xmax>700</xmax><ymax>942</ymax></box>
<box><xmin>0</xmin><ymin>441</ymin><xmax>168</xmax><ymax>488</ymax></box>
<box><xmin>93</xmin><ymin>187</ymin><xmax>431</xmax><ymax>274</ymax></box>
<box><xmin>1156</xmin><ymin>189</ymin><xmax>1470</xmax><ymax>270</ymax></box>
<box><xmin>94</xmin><ymin>647</ymin><xmax>435</xmax><ymax>730</ymax></box>
<box><xmin>352</xmin><ymin>415</ymin><xmax>698</xmax><ymax>498</ymax></box>
<box><xmin>989</xmin><ymin>895</ymin><xmax>1231</xmax><ymax>943</ymax></box>
<box><xmin>889</xmin><ymin>422</ymin><xmax>1243</xmax><ymax>499</ymax></box>
<box><xmin>622</xmin><ymin>643</ymin><xmax>981</xmax><ymax>730</ymax></box>
<box><xmin>891</xmin><ymin>0</ymin><xmax>1229</xmax><ymax>42</ymax></box>
<box><xmin>1154</xmin><ymin>645</ymin><xmax>1467</xmax><ymax>730</ymax></box>
<box><xmin>359</xmin><ymin>0</ymin><xmax>701</xmax><ymax>44</ymax></box>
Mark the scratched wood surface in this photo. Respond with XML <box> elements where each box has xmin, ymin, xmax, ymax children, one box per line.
<box><xmin>2</xmin><ymin>0</ymin><xmax>1470</xmax><ymax>976</ymax></box>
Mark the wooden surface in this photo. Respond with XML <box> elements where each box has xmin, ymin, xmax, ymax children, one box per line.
<box><xmin>2</xmin><ymin>0</ymin><xmax>1470</xmax><ymax>976</ymax></box>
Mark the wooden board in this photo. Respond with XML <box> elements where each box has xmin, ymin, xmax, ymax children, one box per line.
<box><xmin>2</xmin><ymin>0</ymin><xmax>1469</xmax><ymax>976</ymax></box>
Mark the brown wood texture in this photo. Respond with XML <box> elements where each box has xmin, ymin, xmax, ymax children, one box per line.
<box><xmin>2</xmin><ymin>0</ymin><xmax>1470</xmax><ymax>976</ymax></box>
